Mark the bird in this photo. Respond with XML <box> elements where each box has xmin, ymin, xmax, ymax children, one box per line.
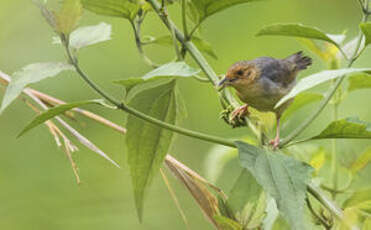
<box><xmin>218</xmin><ymin>51</ymin><xmax>312</xmax><ymax>148</ymax></box>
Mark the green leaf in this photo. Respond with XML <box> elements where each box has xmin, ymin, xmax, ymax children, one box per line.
<box><xmin>53</xmin><ymin>22</ymin><xmax>111</xmax><ymax>49</ymax></box>
<box><xmin>189</xmin><ymin>0</ymin><xmax>262</xmax><ymax>24</ymax></box>
<box><xmin>18</xmin><ymin>99</ymin><xmax>103</xmax><ymax>137</ymax></box>
<box><xmin>281</xmin><ymin>93</ymin><xmax>323</xmax><ymax>121</ymax></box>
<box><xmin>348</xmin><ymin>73</ymin><xmax>371</xmax><ymax>91</ymax></box>
<box><xmin>227</xmin><ymin>169</ymin><xmax>262</xmax><ymax>214</ymax></box>
<box><xmin>275</xmin><ymin>68</ymin><xmax>371</xmax><ymax>108</ymax></box>
<box><xmin>310</xmin><ymin>117</ymin><xmax>371</xmax><ymax>140</ymax></box>
<box><xmin>350</xmin><ymin>147</ymin><xmax>371</xmax><ymax>174</ymax></box>
<box><xmin>343</xmin><ymin>189</ymin><xmax>371</xmax><ymax>216</ymax></box>
<box><xmin>81</xmin><ymin>0</ymin><xmax>140</xmax><ymax>20</ymax></box>
<box><xmin>213</xmin><ymin>215</ymin><xmax>243</xmax><ymax>230</ymax></box>
<box><xmin>0</xmin><ymin>62</ymin><xmax>73</xmax><ymax>114</ymax></box>
<box><xmin>114</xmin><ymin>62</ymin><xmax>199</xmax><ymax>97</ymax></box>
<box><xmin>142</xmin><ymin>62</ymin><xmax>200</xmax><ymax>80</ymax></box>
<box><xmin>148</xmin><ymin>35</ymin><xmax>218</xmax><ymax>59</ymax></box>
<box><xmin>360</xmin><ymin>22</ymin><xmax>371</xmax><ymax>47</ymax></box>
<box><xmin>256</xmin><ymin>24</ymin><xmax>343</xmax><ymax>48</ymax></box>
<box><xmin>236</xmin><ymin>141</ymin><xmax>313</xmax><ymax>230</ymax></box>
<box><xmin>125</xmin><ymin>79</ymin><xmax>183</xmax><ymax>220</ymax></box>
<box><xmin>55</xmin><ymin>0</ymin><xmax>83</xmax><ymax>35</ymax></box>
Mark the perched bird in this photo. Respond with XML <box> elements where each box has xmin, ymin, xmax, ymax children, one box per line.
<box><xmin>218</xmin><ymin>51</ymin><xmax>312</xmax><ymax>148</ymax></box>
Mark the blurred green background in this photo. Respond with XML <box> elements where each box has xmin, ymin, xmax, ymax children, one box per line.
<box><xmin>0</xmin><ymin>0</ymin><xmax>370</xmax><ymax>229</ymax></box>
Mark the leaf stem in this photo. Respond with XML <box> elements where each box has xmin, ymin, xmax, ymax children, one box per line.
<box><xmin>181</xmin><ymin>0</ymin><xmax>189</xmax><ymax>39</ymax></box>
<box><xmin>279</xmin><ymin>2</ymin><xmax>369</xmax><ymax>147</ymax></box>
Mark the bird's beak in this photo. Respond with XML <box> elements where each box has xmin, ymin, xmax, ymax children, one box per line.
<box><xmin>217</xmin><ymin>77</ymin><xmax>228</xmax><ymax>91</ymax></box>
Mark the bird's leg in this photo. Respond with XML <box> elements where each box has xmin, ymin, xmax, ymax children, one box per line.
<box><xmin>269</xmin><ymin>115</ymin><xmax>281</xmax><ymax>149</ymax></box>
<box><xmin>229</xmin><ymin>104</ymin><xmax>249</xmax><ymax>122</ymax></box>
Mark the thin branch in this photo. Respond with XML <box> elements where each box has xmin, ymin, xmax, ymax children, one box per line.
<box><xmin>62</xmin><ymin>40</ymin><xmax>237</xmax><ymax>148</ymax></box>
<box><xmin>306</xmin><ymin>198</ymin><xmax>332</xmax><ymax>230</ymax></box>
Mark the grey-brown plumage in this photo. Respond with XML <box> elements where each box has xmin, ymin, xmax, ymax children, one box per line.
<box><xmin>218</xmin><ymin>51</ymin><xmax>312</xmax><ymax>147</ymax></box>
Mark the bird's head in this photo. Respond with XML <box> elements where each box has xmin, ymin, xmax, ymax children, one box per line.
<box><xmin>218</xmin><ymin>61</ymin><xmax>259</xmax><ymax>91</ymax></box>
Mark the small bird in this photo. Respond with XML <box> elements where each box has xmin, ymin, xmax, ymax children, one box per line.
<box><xmin>218</xmin><ymin>51</ymin><xmax>312</xmax><ymax>148</ymax></box>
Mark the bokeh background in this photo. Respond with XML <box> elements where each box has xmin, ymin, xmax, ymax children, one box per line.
<box><xmin>0</xmin><ymin>0</ymin><xmax>370</xmax><ymax>229</ymax></box>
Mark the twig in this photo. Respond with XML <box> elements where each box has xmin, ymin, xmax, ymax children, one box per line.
<box><xmin>306</xmin><ymin>198</ymin><xmax>332</xmax><ymax>230</ymax></box>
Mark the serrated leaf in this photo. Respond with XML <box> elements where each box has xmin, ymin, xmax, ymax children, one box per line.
<box><xmin>125</xmin><ymin>79</ymin><xmax>182</xmax><ymax>220</ymax></box>
<box><xmin>236</xmin><ymin>141</ymin><xmax>313</xmax><ymax>230</ymax></box>
<box><xmin>81</xmin><ymin>0</ymin><xmax>140</xmax><ymax>20</ymax></box>
<box><xmin>282</xmin><ymin>93</ymin><xmax>323</xmax><ymax>122</ymax></box>
<box><xmin>360</xmin><ymin>22</ymin><xmax>371</xmax><ymax>47</ymax></box>
<box><xmin>53</xmin><ymin>22</ymin><xmax>111</xmax><ymax>49</ymax></box>
<box><xmin>310</xmin><ymin>117</ymin><xmax>371</xmax><ymax>140</ymax></box>
<box><xmin>0</xmin><ymin>62</ymin><xmax>73</xmax><ymax>114</ymax></box>
<box><xmin>189</xmin><ymin>0</ymin><xmax>262</xmax><ymax>24</ymax></box>
<box><xmin>148</xmin><ymin>35</ymin><xmax>218</xmax><ymax>59</ymax></box>
<box><xmin>227</xmin><ymin>169</ymin><xmax>262</xmax><ymax>215</ymax></box>
<box><xmin>213</xmin><ymin>215</ymin><xmax>243</xmax><ymax>230</ymax></box>
<box><xmin>256</xmin><ymin>24</ymin><xmax>343</xmax><ymax>48</ymax></box>
<box><xmin>275</xmin><ymin>68</ymin><xmax>371</xmax><ymax>108</ymax></box>
<box><xmin>18</xmin><ymin>99</ymin><xmax>103</xmax><ymax>137</ymax></box>
<box><xmin>350</xmin><ymin>148</ymin><xmax>371</xmax><ymax>174</ymax></box>
<box><xmin>348</xmin><ymin>73</ymin><xmax>371</xmax><ymax>91</ymax></box>
<box><xmin>55</xmin><ymin>0</ymin><xmax>83</xmax><ymax>35</ymax></box>
<box><xmin>142</xmin><ymin>62</ymin><xmax>200</xmax><ymax>80</ymax></box>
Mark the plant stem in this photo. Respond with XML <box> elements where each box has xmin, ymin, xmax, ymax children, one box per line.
<box><xmin>280</xmin><ymin>2</ymin><xmax>369</xmax><ymax>147</ymax></box>
<box><xmin>181</xmin><ymin>0</ymin><xmax>189</xmax><ymax>39</ymax></box>
<box><xmin>306</xmin><ymin>198</ymin><xmax>332</xmax><ymax>230</ymax></box>
<box><xmin>62</xmin><ymin>42</ymin><xmax>236</xmax><ymax>148</ymax></box>
<box><xmin>308</xmin><ymin>184</ymin><xmax>343</xmax><ymax>220</ymax></box>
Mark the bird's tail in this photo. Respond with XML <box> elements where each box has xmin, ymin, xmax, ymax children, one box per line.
<box><xmin>286</xmin><ymin>51</ymin><xmax>312</xmax><ymax>71</ymax></box>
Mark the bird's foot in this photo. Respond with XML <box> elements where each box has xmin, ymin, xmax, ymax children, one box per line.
<box><xmin>220</xmin><ymin>105</ymin><xmax>248</xmax><ymax>128</ymax></box>
<box><xmin>229</xmin><ymin>104</ymin><xmax>249</xmax><ymax>121</ymax></box>
<box><xmin>269</xmin><ymin>136</ymin><xmax>280</xmax><ymax>149</ymax></box>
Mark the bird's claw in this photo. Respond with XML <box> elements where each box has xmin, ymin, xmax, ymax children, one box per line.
<box><xmin>220</xmin><ymin>105</ymin><xmax>249</xmax><ymax>128</ymax></box>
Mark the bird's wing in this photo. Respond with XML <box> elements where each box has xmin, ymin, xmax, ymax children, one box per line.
<box><xmin>253</xmin><ymin>57</ymin><xmax>295</xmax><ymax>87</ymax></box>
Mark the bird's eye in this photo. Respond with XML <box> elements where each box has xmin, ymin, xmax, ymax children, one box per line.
<box><xmin>236</xmin><ymin>70</ymin><xmax>244</xmax><ymax>75</ymax></box>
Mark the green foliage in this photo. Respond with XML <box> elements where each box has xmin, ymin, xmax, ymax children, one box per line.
<box><xmin>142</xmin><ymin>62</ymin><xmax>200</xmax><ymax>80</ymax></box>
<box><xmin>53</xmin><ymin>22</ymin><xmax>112</xmax><ymax>49</ymax></box>
<box><xmin>310</xmin><ymin>117</ymin><xmax>371</xmax><ymax>140</ymax></box>
<box><xmin>125</xmin><ymin>79</ymin><xmax>183</xmax><ymax>220</ymax></box>
<box><xmin>81</xmin><ymin>0</ymin><xmax>140</xmax><ymax>21</ymax></box>
<box><xmin>0</xmin><ymin>62</ymin><xmax>73</xmax><ymax>114</ymax></box>
<box><xmin>350</xmin><ymin>147</ymin><xmax>371</xmax><ymax>174</ymax></box>
<box><xmin>360</xmin><ymin>22</ymin><xmax>371</xmax><ymax>47</ymax></box>
<box><xmin>236</xmin><ymin>141</ymin><xmax>313</xmax><ymax>230</ymax></box>
<box><xmin>188</xmin><ymin>0</ymin><xmax>262</xmax><ymax>25</ymax></box>
<box><xmin>55</xmin><ymin>0</ymin><xmax>83</xmax><ymax>35</ymax></box>
<box><xmin>226</xmin><ymin>169</ymin><xmax>262</xmax><ymax>214</ymax></box>
<box><xmin>256</xmin><ymin>23</ymin><xmax>344</xmax><ymax>48</ymax></box>
<box><xmin>343</xmin><ymin>189</ymin><xmax>371</xmax><ymax>217</ymax></box>
<box><xmin>115</xmin><ymin>61</ymin><xmax>199</xmax><ymax>96</ymax></box>
<box><xmin>18</xmin><ymin>99</ymin><xmax>103</xmax><ymax>138</ymax></box>
<box><xmin>213</xmin><ymin>215</ymin><xmax>243</xmax><ymax>230</ymax></box>
<box><xmin>348</xmin><ymin>73</ymin><xmax>371</xmax><ymax>91</ymax></box>
<box><xmin>281</xmin><ymin>92</ymin><xmax>323</xmax><ymax>122</ymax></box>
<box><xmin>275</xmin><ymin>68</ymin><xmax>371</xmax><ymax>108</ymax></box>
